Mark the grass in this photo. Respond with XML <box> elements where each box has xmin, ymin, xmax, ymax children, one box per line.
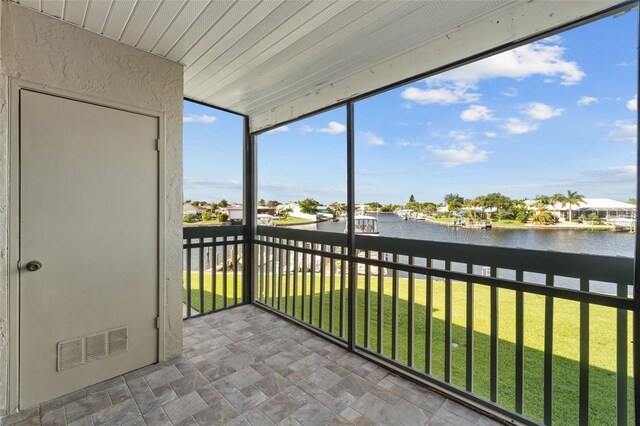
<box><xmin>273</xmin><ymin>217</ymin><xmax>315</xmax><ymax>225</ymax></box>
<box><xmin>183</xmin><ymin>219</ymin><xmax>222</xmax><ymax>226</ymax></box>
<box><xmin>183</xmin><ymin>272</ymin><xmax>243</xmax><ymax>311</ymax></box>
<box><xmin>183</xmin><ymin>271</ymin><xmax>633</xmax><ymax>425</ymax></box>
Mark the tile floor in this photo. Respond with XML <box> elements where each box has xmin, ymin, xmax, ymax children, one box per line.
<box><xmin>2</xmin><ymin>305</ymin><xmax>502</xmax><ymax>425</ymax></box>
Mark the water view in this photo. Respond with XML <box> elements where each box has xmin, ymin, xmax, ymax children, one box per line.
<box><xmin>292</xmin><ymin>213</ymin><xmax>635</xmax><ymax>258</ymax></box>
<box><xmin>286</xmin><ymin>213</ymin><xmax>636</xmax><ymax>295</ymax></box>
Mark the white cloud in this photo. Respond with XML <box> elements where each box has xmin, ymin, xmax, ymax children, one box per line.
<box><xmin>627</xmin><ymin>95</ymin><xmax>637</xmax><ymax>112</ymax></box>
<box><xmin>318</xmin><ymin>121</ymin><xmax>346</xmax><ymax>135</ymax></box>
<box><xmin>402</xmin><ymin>39</ymin><xmax>584</xmax><ymax>107</ymax></box>
<box><xmin>539</xmin><ymin>35</ymin><xmax>563</xmax><ymax>44</ymax></box>
<box><xmin>184</xmin><ymin>176</ymin><xmax>241</xmax><ymax>189</ymax></box>
<box><xmin>300</xmin><ymin>121</ymin><xmax>346</xmax><ymax>135</ymax></box>
<box><xmin>461</xmin><ymin>105</ymin><xmax>494</xmax><ymax>122</ymax></box>
<box><xmin>448</xmin><ymin>130</ymin><xmax>474</xmax><ymax>141</ymax></box>
<box><xmin>608</xmin><ymin>121</ymin><xmax>637</xmax><ymax>143</ymax></box>
<box><xmin>485</xmin><ymin>131</ymin><xmax>498</xmax><ymax>138</ymax></box>
<box><xmin>267</xmin><ymin>125</ymin><xmax>289</xmax><ymax>133</ymax></box>
<box><xmin>593</xmin><ymin>165</ymin><xmax>636</xmax><ymax>181</ymax></box>
<box><xmin>430</xmin><ymin>40</ymin><xmax>585</xmax><ymax>87</ymax></box>
<box><xmin>577</xmin><ymin>96</ymin><xmax>598</xmax><ymax>106</ymax></box>
<box><xmin>395</xmin><ymin>138</ymin><xmax>422</xmax><ymax>148</ymax></box>
<box><xmin>401</xmin><ymin>87</ymin><xmax>479</xmax><ymax>105</ymax></box>
<box><xmin>184</xmin><ymin>114</ymin><xmax>217</xmax><ymax>124</ymax></box>
<box><xmin>364</xmin><ymin>131</ymin><xmax>384</xmax><ymax>146</ymax></box>
<box><xmin>429</xmin><ymin>143</ymin><xmax>489</xmax><ymax>167</ymax></box>
<box><xmin>501</xmin><ymin>88</ymin><xmax>518</xmax><ymax>97</ymax></box>
<box><xmin>522</xmin><ymin>102</ymin><xmax>564</xmax><ymax>120</ymax></box>
<box><xmin>501</xmin><ymin>118</ymin><xmax>538</xmax><ymax>134</ymax></box>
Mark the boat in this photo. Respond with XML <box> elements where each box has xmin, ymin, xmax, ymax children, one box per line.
<box><xmin>346</xmin><ymin>214</ymin><xmax>379</xmax><ymax>235</ymax></box>
<box><xmin>396</xmin><ymin>209</ymin><xmax>414</xmax><ymax>220</ymax></box>
<box><xmin>354</xmin><ymin>214</ymin><xmax>379</xmax><ymax>235</ymax></box>
<box><xmin>448</xmin><ymin>219</ymin><xmax>492</xmax><ymax>229</ymax></box>
<box><xmin>343</xmin><ymin>207</ymin><xmax>380</xmax><ymax>235</ymax></box>
<box><xmin>257</xmin><ymin>214</ymin><xmax>274</xmax><ymax>226</ymax></box>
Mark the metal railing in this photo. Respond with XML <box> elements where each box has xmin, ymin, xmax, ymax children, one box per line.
<box><xmin>254</xmin><ymin>225</ymin><xmax>634</xmax><ymax>425</ymax></box>
<box><xmin>182</xmin><ymin>226</ymin><xmax>246</xmax><ymax>318</ymax></box>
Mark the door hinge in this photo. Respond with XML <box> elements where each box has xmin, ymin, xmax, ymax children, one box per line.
<box><xmin>156</xmin><ymin>317</ymin><xmax>161</xmax><ymax>330</ymax></box>
<box><xmin>155</xmin><ymin>139</ymin><xmax>160</xmax><ymax>151</ymax></box>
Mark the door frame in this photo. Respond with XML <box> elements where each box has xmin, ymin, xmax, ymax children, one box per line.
<box><xmin>7</xmin><ymin>79</ymin><xmax>167</xmax><ymax>411</ymax></box>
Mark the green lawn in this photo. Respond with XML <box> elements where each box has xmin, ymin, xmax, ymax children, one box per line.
<box><xmin>184</xmin><ymin>271</ymin><xmax>633</xmax><ymax>425</ymax></box>
<box><xmin>183</xmin><ymin>272</ymin><xmax>243</xmax><ymax>312</ymax></box>
<box><xmin>183</xmin><ymin>219</ymin><xmax>222</xmax><ymax>226</ymax></box>
<box><xmin>273</xmin><ymin>217</ymin><xmax>315</xmax><ymax>225</ymax></box>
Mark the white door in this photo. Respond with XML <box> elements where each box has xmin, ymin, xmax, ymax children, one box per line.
<box><xmin>19</xmin><ymin>90</ymin><xmax>159</xmax><ymax>408</ymax></box>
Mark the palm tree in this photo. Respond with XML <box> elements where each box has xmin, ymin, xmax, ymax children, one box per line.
<box><xmin>564</xmin><ymin>190</ymin><xmax>585</xmax><ymax>222</ymax></box>
<box><xmin>532</xmin><ymin>195</ymin><xmax>556</xmax><ymax>225</ymax></box>
<box><xmin>534</xmin><ymin>195</ymin><xmax>551</xmax><ymax>209</ymax></box>
<box><xmin>551</xmin><ymin>193</ymin><xmax>567</xmax><ymax>222</ymax></box>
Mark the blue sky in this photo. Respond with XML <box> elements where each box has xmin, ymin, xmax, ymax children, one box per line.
<box><xmin>184</xmin><ymin>9</ymin><xmax>638</xmax><ymax>205</ymax></box>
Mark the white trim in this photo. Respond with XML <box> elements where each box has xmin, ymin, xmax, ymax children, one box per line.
<box><xmin>7</xmin><ymin>78</ymin><xmax>167</xmax><ymax>410</ymax></box>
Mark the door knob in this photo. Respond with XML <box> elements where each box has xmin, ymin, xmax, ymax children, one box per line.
<box><xmin>25</xmin><ymin>261</ymin><xmax>42</xmax><ymax>272</ymax></box>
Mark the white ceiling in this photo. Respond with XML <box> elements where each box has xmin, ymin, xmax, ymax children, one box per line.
<box><xmin>13</xmin><ymin>0</ymin><xmax>625</xmax><ymax>131</ymax></box>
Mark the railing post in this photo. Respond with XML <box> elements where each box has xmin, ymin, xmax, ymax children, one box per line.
<box><xmin>346</xmin><ymin>101</ymin><xmax>356</xmax><ymax>351</ymax></box>
<box><xmin>243</xmin><ymin>117</ymin><xmax>256</xmax><ymax>304</ymax></box>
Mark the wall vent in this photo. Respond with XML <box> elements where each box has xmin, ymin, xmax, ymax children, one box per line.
<box><xmin>86</xmin><ymin>333</ymin><xmax>107</xmax><ymax>361</ymax></box>
<box><xmin>58</xmin><ymin>338</ymin><xmax>84</xmax><ymax>371</ymax></box>
<box><xmin>108</xmin><ymin>328</ymin><xmax>128</xmax><ymax>354</ymax></box>
<box><xmin>57</xmin><ymin>326</ymin><xmax>129</xmax><ymax>372</ymax></box>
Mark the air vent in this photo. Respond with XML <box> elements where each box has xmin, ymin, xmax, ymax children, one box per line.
<box><xmin>108</xmin><ymin>327</ymin><xmax>128</xmax><ymax>354</ymax></box>
<box><xmin>86</xmin><ymin>333</ymin><xmax>107</xmax><ymax>361</ymax></box>
<box><xmin>58</xmin><ymin>338</ymin><xmax>84</xmax><ymax>371</ymax></box>
<box><xmin>57</xmin><ymin>326</ymin><xmax>129</xmax><ymax>372</ymax></box>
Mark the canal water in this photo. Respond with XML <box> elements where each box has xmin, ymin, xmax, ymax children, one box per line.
<box><xmin>185</xmin><ymin>214</ymin><xmax>635</xmax><ymax>295</ymax></box>
<box><xmin>293</xmin><ymin>213</ymin><xmax>635</xmax><ymax>257</ymax></box>
<box><xmin>290</xmin><ymin>213</ymin><xmax>636</xmax><ymax>295</ymax></box>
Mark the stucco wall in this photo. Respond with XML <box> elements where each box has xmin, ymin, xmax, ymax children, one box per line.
<box><xmin>0</xmin><ymin>3</ymin><xmax>184</xmax><ymax>415</ymax></box>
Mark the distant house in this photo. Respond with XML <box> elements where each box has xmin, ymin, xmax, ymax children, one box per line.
<box><xmin>183</xmin><ymin>202</ymin><xmax>206</xmax><ymax>216</ymax></box>
<box><xmin>571</xmin><ymin>198</ymin><xmax>636</xmax><ymax>220</ymax></box>
<box><xmin>277</xmin><ymin>202</ymin><xmax>316</xmax><ymax>221</ymax></box>
<box><xmin>526</xmin><ymin>198</ymin><xmax>636</xmax><ymax>221</ymax></box>
<box><xmin>257</xmin><ymin>206</ymin><xmax>277</xmax><ymax>216</ymax></box>
<box><xmin>221</xmin><ymin>206</ymin><xmax>243</xmax><ymax>223</ymax></box>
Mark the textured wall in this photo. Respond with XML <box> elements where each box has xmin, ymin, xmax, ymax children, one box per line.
<box><xmin>0</xmin><ymin>3</ymin><xmax>184</xmax><ymax>415</ymax></box>
<box><xmin>0</xmin><ymin>1</ymin><xmax>7</xmax><ymax>416</ymax></box>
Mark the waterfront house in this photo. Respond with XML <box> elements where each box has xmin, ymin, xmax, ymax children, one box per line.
<box><xmin>526</xmin><ymin>198</ymin><xmax>637</xmax><ymax>222</ymax></box>
<box><xmin>572</xmin><ymin>198</ymin><xmax>636</xmax><ymax>220</ymax></box>
<box><xmin>0</xmin><ymin>2</ymin><xmax>637</xmax><ymax>425</ymax></box>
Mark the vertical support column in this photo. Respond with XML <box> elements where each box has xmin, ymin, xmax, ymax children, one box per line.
<box><xmin>347</xmin><ymin>101</ymin><xmax>356</xmax><ymax>351</ymax></box>
<box><xmin>243</xmin><ymin>117</ymin><xmax>256</xmax><ymax>304</ymax></box>
<box><xmin>634</xmin><ymin>11</ymin><xmax>640</xmax><ymax>423</ymax></box>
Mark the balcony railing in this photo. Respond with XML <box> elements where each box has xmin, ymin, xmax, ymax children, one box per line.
<box><xmin>182</xmin><ymin>224</ymin><xmax>634</xmax><ymax>424</ymax></box>
<box><xmin>182</xmin><ymin>226</ymin><xmax>246</xmax><ymax>318</ymax></box>
<box><xmin>253</xmin><ymin>225</ymin><xmax>634</xmax><ymax>426</ymax></box>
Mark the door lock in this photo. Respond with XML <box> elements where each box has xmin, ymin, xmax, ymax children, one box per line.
<box><xmin>25</xmin><ymin>261</ymin><xmax>42</xmax><ymax>272</ymax></box>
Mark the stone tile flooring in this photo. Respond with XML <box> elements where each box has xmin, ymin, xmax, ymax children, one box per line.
<box><xmin>3</xmin><ymin>305</ymin><xmax>502</xmax><ymax>425</ymax></box>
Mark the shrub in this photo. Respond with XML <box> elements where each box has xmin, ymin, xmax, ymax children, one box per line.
<box><xmin>515</xmin><ymin>209</ymin><xmax>532</xmax><ymax>223</ymax></box>
<box><xmin>183</xmin><ymin>214</ymin><xmax>198</xmax><ymax>223</ymax></box>
<box><xmin>218</xmin><ymin>212</ymin><xmax>229</xmax><ymax>222</ymax></box>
